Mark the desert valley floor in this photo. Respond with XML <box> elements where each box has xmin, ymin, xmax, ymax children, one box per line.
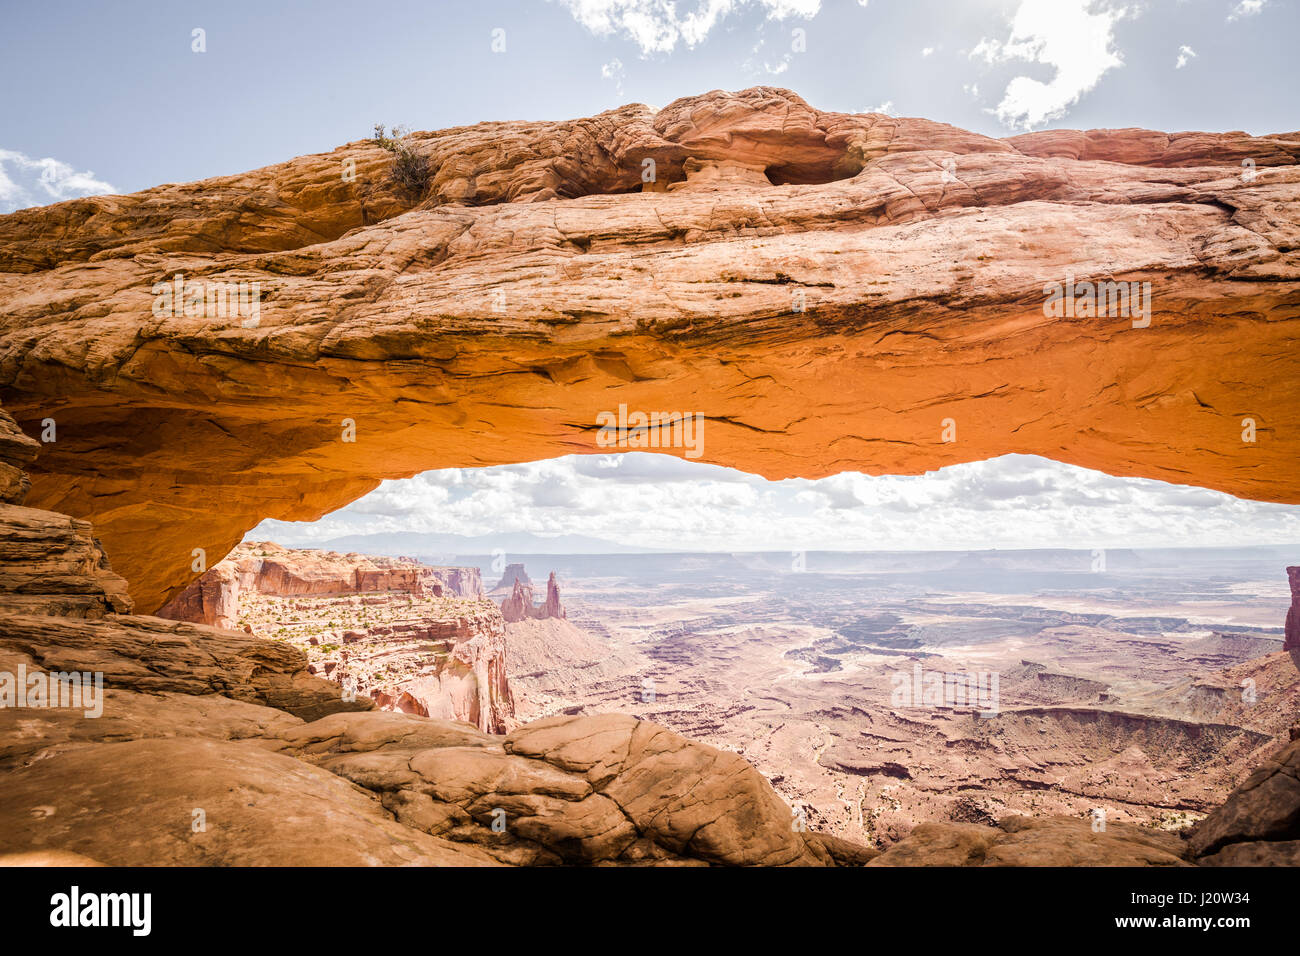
<box><xmin>478</xmin><ymin>547</ymin><xmax>1299</xmax><ymax>845</ymax></box>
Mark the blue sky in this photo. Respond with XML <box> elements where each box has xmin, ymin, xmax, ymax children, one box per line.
<box><xmin>1</xmin><ymin>0</ymin><xmax>1296</xmax><ymax>209</ymax></box>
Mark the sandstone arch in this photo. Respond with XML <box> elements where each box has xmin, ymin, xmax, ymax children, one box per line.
<box><xmin>1</xmin><ymin>88</ymin><xmax>1298</xmax><ymax>612</ymax></box>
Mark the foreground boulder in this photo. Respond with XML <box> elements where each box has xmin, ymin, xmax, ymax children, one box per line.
<box><xmin>282</xmin><ymin>710</ymin><xmax>830</xmax><ymax>866</ymax></box>
<box><xmin>867</xmin><ymin>816</ymin><xmax>1190</xmax><ymax>867</ymax></box>
<box><xmin>1188</xmin><ymin>736</ymin><xmax>1300</xmax><ymax>863</ymax></box>
<box><xmin>0</xmin><ymin>644</ymin><xmax>832</xmax><ymax>865</ymax></box>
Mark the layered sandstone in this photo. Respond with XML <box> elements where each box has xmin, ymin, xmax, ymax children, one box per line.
<box><xmin>159</xmin><ymin>542</ymin><xmax>510</xmax><ymax>733</ymax></box>
<box><xmin>160</xmin><ymin>541</ymin><xmax>483</xmax><ymax>628</ymax></box>
<box><xmin>0</xmin><ymin>409</ymin><xmax>131</xmax><ymax>618</ymax></box>
<box><xmin>1</xmin><ymin>88</ymin><xmax>1297</xmax><ymax>611</ymax></box>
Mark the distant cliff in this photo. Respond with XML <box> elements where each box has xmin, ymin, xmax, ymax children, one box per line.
<box><xmin>160</xmin><ymin>541</ymin><xmax>483</xmax><ymax>628</ymax></box>
<box><xmin>158</xmin><ymin>542</ymin><xmax>509</xmax><ymax>732</ymax></box>
<box><xmin>1285</xmin><ymin>566</ymin><xmax>1299</xmax><ymax>656</ymax></box>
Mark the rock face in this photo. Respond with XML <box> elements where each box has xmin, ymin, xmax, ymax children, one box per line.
<box><xmin>0</xmin><ymin>408</ymin><xmax>132</xmax><ymax>618</ymax></box>
<box><xmin>499</xmin><ymin>570</ymin><xmax>566</xmax><ymax>623</ymax></box>
<box><xmin>0</xmin><ymin>505</ymin><xmax>133</xmax><ymax>619</ymax></box>
<box><xmin>867</xmin><ymin>815</ymin><xmax>1191</xmax><ymax>867</ymax></box>
<box><xmin>159</xmin><ymin>542</ymin><xmax>511</xmax><ymax>733</ymax></box>
<box><xmin>0</xmin><ymin>408</ymin><xmax>37</xmax><ymax>505</ymax></box>
<box><xmin>1285</xmin><ymin>566</ymin><xmax>1300</xmax><ymax>655</ymax></box>
<box><xmin>1188</xmin><ymin>736</ymin><xmax>1300</xmax><ymax>863</ymax></box>
<box><xmin>1</xmin><ymin>87</ymin><xmax>1297</xmax><ymax>611</ymax></box>
<box><xmin>160</xmin><ymin>541</ymin><xmax>483</xmax><ymax>628</ymax></box>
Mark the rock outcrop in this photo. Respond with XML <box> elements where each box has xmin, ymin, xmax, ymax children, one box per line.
<box><xmin>1285</xmin><ymin>566</ymin><xmax>1299</xmax><ymax>660</ymax></box>
<box><xmin>0</xmin><ymin>408</ymin><xmax>37</xmax><ymax>505</ymax></box>
<box><xmin>2</xmin><ymin>87</ymin><xmax>1297</xmax><ymax>611</ymax></box>
<box><xmin>0</xmin><ymin>408</ymin><xmax>133</xmax><ymax>618</ymax></box>
<box><xmin>542</xmin><ymin>572</ymin><xmax>565</xmax><ymax>620</ymax></box>
<box><xmin>499</xmin><ymin>570</ymin><xmax>566</xmax><ymax>624</ymax></box>
<box><xmin>867</xmin><ymin>815</ymin><xmax>1191</xmax><ymax>866</ymax></box>
<box><xmin>1188</xmin><ymin>735</ymin><xmax>1300</xmax><ymax>865</ymax></box>
<box><xmin>159</xmin><ymin>542</ymin><xmax>511</xmax><ymax>733</ymax></box>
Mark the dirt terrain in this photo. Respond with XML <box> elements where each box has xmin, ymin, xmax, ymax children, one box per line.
<box><xmin>498</xmin><ymin>549</ymin><xmax>1299</xmax><ymax>848</ymax></box>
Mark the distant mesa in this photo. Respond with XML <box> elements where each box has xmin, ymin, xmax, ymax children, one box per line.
<box><xmin>494</xmin><ymin>562</ymin><xmax>532</xmax><ymax>592</ymax></box>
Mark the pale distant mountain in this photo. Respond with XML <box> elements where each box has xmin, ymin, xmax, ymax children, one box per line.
<box><xmin>314</xmin><ymin>530</ymin><xmax>663</xmax><ymax>557</ymax></box>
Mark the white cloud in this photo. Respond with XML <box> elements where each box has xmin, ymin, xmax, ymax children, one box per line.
<box><xmin>1175</xmin><ymin>44</ymin><xmax>1196</xmax><ymax>69</ymax></box>
<box><xmin>970</xmin><ymin>0</ymin><xmax>1131</xmax><ymax>131</ymax></box>
<box><xmin>601</xmin><ymin>57</ymin><xmax>626</xmax><ymax>95</ymax></box>
<box><xmin>554</xmin><ymin>0</ymin><xmax>821</xmax><ymax>55</ymax></box>
<box><xmin>250</xmin><ymin>453</ymin><xmax>1300</xmax><ymax>554</ymax></box>
<box><xmin>921</xmin><ymin>46</ymin><xmax>935</xmax><ymax>57</ymax></box>
<box><xmin>866</xmin><ymin>100</ymin><xmax>894</xmax><ymax>115</ymax></box>
<box><xmin>0</xmin><ymin>148</ymin><xmax>116</xmax><ymax>214</ymax></box>
<box><xmin>1227</xmin><ymin>0</ymin><xmax>1266</xmax><ymax>21</ymax></box>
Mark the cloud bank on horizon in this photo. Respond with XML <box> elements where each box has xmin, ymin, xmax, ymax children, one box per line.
<box><xmin>250</xmin><ymin>454</ymin><xmax>1300</xmax><ymax>554</ymax></box>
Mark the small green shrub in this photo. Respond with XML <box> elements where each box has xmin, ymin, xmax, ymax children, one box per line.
<box><xmin>372</xmin><ymin>123</ymin><xmax>432</xmax><ymax>198</ymax></box>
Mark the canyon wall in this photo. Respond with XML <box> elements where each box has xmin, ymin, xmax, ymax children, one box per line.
<box><xmin>159</xmin><ymin>542</ymin><xmax>509</xmax><ymax>733</ymax></box>
<box><xmin>1</xmin><ymin>87</ymin><xmax>1297</xmax><ymax>611</ymax></box>
<box><xmin>1286</xmin><ymin>567</ymin><xmax>1300</xmax><ymax>670</ymax></box>
<box><xmin>159</xmin><ymin>541</ymin><xmax>483</xmax><ymax>627</ymax></box>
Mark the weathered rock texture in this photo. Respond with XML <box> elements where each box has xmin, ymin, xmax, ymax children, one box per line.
<box><xmin>867</xmin><ymin>815</ymin><xmax>1191</xmax><ymax>867</ymax></box>
<box><xmin>158</xmin><ymin>541</ymin><xmax>511</xmax><ymax>733</ymax></box>
<box><xmin>1</xmin><ymin>87</ymin><xmax>1297</xmax><ymax>611</ymax></box>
